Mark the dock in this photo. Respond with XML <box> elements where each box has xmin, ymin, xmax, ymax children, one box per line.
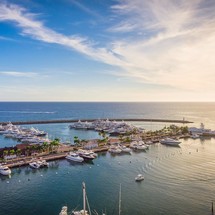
<box><xmin>4</xmin><ymin>147</ymin><xmax>109</xmax><ymax>169</ymax></box>
<box><xmin>0</xmin><ymin>118</ymin><xmax>193</xmax><ymax>125</ymax></box>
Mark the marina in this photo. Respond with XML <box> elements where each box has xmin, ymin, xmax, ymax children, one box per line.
<box><xmin>0</xmin><ymin>102</ymin><xmax>215</xmax><ymax>215</ymax></box>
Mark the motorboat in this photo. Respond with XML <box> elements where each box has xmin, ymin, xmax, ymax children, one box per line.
<box><xmin>160</xmin><ymin>138</ymin><xmax>181</xmax><ymax>146</ymax></box>
<box><xmin>130</xmin><ymin>141</ymin><xmax>147</xmax><ymax>150</ymax></box>
<box><xmin>37</xmin><ymin>159</ymin><xmax>49</xmax><ymax>167</ymax></box>
<box><xmin>29</xmin><ymin>161</ymin><xmax>41</xmax><ymax>169</ymax></box>
<box><xmin>77</xmin><ymin>150</ymin><xmax>97</xmax><ymax>160</ymax></box>
<box><xmin>0</xmin><ymin>165</ymin><xmax>11</xmax><ymax>176</ymax></box>
<box><xmin>118</xmin><ymin>145</ymin><xmax>131</xmax><ymax>153</ymax></box>
<box><xmin>135</xmin><ymin>174</ymin><xmax>144</xmax><ymax>182</ymax></box>
<box><xmin>66</xmin><ymin>152</ymin><xmax>84</xmax><ymax>162</ymax></box>
<box><xmin>191</xmin><ymin>134</ymin><xmax>200</xmax><ymax>139</ymax></box>
<box><xmin>108</xmin><ymin>146</ymin><xmax>122</xmax><ymax>154</ymax></box>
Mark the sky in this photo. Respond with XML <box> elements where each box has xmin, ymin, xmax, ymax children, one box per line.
<box><xmin>0</xmin><ymin>0</ymin><xmax>215</xmax><ymax>102</ymax></box>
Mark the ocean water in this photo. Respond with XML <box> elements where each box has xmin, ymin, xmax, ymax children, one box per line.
<box><xmin>0</xmin><ymin>102</ymin><xmax>215</xmax><ymax>215</ymax></box>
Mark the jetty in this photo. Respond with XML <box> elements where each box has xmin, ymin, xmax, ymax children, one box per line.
<box><xmin>0</xmin><ymin>118</ymin><xmax>193</xmax><ymax>125</ymax></box>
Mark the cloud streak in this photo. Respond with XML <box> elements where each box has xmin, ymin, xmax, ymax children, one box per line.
<box><xmin>0</xmin><ymin>71</ymin><xmax>38</xmax><ymax>78</ymax></box>
<box><xmin>0</xmin><ymin>2</ymin><xmax>125</xmax><ymax>67</ymax></box>
<box><xmin>1</xmin><ymin>0</ymin><xmax>215</xmax><ymax>96</ymax></box>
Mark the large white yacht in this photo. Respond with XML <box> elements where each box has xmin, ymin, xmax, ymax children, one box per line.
<box><xmin>66</xmin><ymin>152</ymin><xmax>84</xmax><ymax>162</ymax></box>
<box><xmin>108</xmin><ymin>146</ymin><xmax>122</xmax><ymax>154</ymax></box>
<box><xmin>160</xmin><ymin>138</ymin><xmax>181</xmax><ymax>146</ymax></box>
<box><xmin>0</xmin><ymin>165</ymin><xmax>12</xmax><ymax>176</ymax></box>
<box><xmin>29</xmin><ymin>161</ymin><xmax>41</xmax><ymax>169</ymax></box>
<box><xmin>77</xmin><ymin>150</ymin><xmax>97</xmax><ymax>160</ymax></box>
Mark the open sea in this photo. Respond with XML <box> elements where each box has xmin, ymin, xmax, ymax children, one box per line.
<box><xmin>0</xmin><ymin>102</ymin><xmax>215</xmax><ymax>215</ymax></box>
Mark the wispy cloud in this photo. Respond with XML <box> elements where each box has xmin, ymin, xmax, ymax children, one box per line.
<box><xmin>109</xmin><ymin>0</ymin><xmax>215</xmax><ymax>91</ymax></box>
<box><xmin>0</xmin><ymin>2</ymin><xmax>124</xmax><ymax>67</ymax></box>
<box><xmin>70</xmin><ymin>0</ymin><xmax>102</xmax><ymax>19</ymax></box>
<box><xmin>1</xmin><ymin>0</ymin><xmax>215</xmax><ymax>95</ymax></box>
<box><xmin>0</xmin><ymin>71</ymin><xmax>38</xmax><ymax>78</ymax></box>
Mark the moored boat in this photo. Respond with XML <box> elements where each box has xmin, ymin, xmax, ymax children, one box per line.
<box><xmin>0</xmin><ymin>165</ymin><xmax>11</xmax><ymax>176</ymax></box>
<box><xmin>66</xmin><ymin>152</ymin><xmax>84</xmax><ymax>162</ymax></box>
<box><xmin>29</xmin><ymin>161</ymin><xmax>41</xmax><ymax>169</ymax></box>
<box><xmin>160</xmin><ymin>138</ymin><xmax>181</xmax><ymax>146</ymax></box>
<box><xmin>135</xmin><ymin>174</ymin><xmax>144</xmax><ymax>182</ymax></box>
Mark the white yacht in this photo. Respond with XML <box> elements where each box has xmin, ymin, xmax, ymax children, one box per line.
<box><xmin>77</xmin><ymin>150</ymin><xmax>96</xmax><ymax>160</ymax></box>
<box><xmin>108</xmin><ymin>146</ymin><xmax>122</xmax><ymax>154</ymax></box>
<box><xmin>135</xmin><ymin>174</ymin><xmax>144</xmax><ymax>182</ymax></box>
<box><xmin>191</xmin><ymin>134</ymin><xmax>200</xmax><ymax>139</ymax></box>
<box><xmin>160</xmin><ymin>138</ymin><xmax>181</xmax><ymax>146</ymax></box>
<box><xmin>0</xmin><ymin>165</ymin><xmax>11</xmax><ymax>176</ymax></box>
<box><xmin>29</xmin><ymin>161</ymin><xmax>41</xmax><ymax>169</ymax></box>
<box><xmin>66</xmin><ymin>152</ymin><xmax>84</xmax><ymax>162</ymax></box>
<box><xmin>119</xmin><ymin>145</ymin><xmax>131</xmax><ymax>153</ymax></box>
<box><xmin>37</xmin><ymin>159</ymin><xmax>49</xmax><ymax>167</ymax></box>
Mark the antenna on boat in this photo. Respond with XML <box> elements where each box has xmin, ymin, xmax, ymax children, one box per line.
<box><xmin>119</xmin><ymin>184</ymin><xmax>121</xmax><ymax>215</ymax></box>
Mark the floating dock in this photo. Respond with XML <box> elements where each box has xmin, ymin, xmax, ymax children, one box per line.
<box><xmin>0</xmin><ymin>118</ymin><xmax>193</xmax><ymax>125</ymax></box>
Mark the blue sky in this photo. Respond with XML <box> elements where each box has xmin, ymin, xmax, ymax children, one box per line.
<box><xmin>0</xmin><ymin>0</ymin><xmax>215</xmax><ymax>101</ymax></box>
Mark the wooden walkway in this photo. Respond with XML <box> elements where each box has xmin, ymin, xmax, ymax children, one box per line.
<box><xmin>0</xmin><ymin>118</ymin><xmax>193</xmax><ymax>125</ymax></box>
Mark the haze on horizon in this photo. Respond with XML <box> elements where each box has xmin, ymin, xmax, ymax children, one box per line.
<box><xmin>0</xmin><ymin>0</ymin><xmax>215</xmax><ymax>102</ymax></box>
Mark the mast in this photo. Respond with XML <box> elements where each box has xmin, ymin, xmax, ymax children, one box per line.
<box><xmin>119</xmin><ymin>184</ymin><xmax>121</xmax><ymax>215</ymax></box>
<box><xmin>83</xmin><ymin>182</ymin><xmax>86</xmax><ymax>215</ymax></box>
<box><xmin>212</xmin><ymin>201</ymin><xmax>214</xmax><ymax>215</ymax></box>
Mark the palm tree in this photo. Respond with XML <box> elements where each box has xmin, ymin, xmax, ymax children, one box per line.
<box><xmin>9</xmin><ymin>149</ymin><xmax>15</xmax><ymax>155</ymax></box>
<box><xmin>16</xmin><ymin>149</ymin><xmax>21</xmax><ymax>157</ymax></box>
<box><xmin>74</xmin><ymin>136</ymin><xmax>80</xmax><ymax>145</ymax></box>
<box><xmin>42</xmin><ymin>142</ymin><xmax>49</xmax><ymax>153</ymax></box>
<box><xmin>3</xmin><ymin>150</ymin><xmax>8</xmax><ymax>157</ymax></box>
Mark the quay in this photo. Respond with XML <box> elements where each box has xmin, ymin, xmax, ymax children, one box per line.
<box><xmin>0</xmin><ymin>118</ymin><xmax>193</xmax><ymax>125</ymax></box>
<box><xmin>4</xmin><ymin>146</ymin><xmax>109</xmax><ymax>169</ymax></box>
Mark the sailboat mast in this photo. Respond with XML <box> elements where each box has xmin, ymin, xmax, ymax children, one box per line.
<box><xmin>119</xmin><ymin>184</ymin><xmax>121</xmax><ymax>215</ymax></box>
<box><xmin>83</xmin><ymin>182</ymin><xmax>86</xmax><ymax>215</ymax></box>
<box><xmin>212</xmin><ymin>201</ymin><xmax>214</xmax><ymax>215</ymax></box>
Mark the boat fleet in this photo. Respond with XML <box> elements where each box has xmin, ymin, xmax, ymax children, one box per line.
<box><xmin>29</xmin><ymin>158</ymin><xmax>49</xmax><ymax>169</ymax></box>
<box><xmin>69</xmin><ymin>119</ymin><xmax>143</xmax><ymax>135</ymax></box>
<box><xmin>189</xmin><ymin>123</ymin><xmax>215</xmax><ymax>137</ymax></box>
<box><xmin>0</xmin><ymin>122</ymin><xmax>49</xmax><ymax>144</ymax></box>
<box><xmin>66</xmin><ymin>150</ymin><xmax>98</xmax><ymax>163</ymax></box>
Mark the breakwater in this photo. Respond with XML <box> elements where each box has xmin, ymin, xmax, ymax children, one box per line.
<box><xmin>0</xmin><ymin>118</ymin><xmax>193</xmax><ymax>125</ymax></box>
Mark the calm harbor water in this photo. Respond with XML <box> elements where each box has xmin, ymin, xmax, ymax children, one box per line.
<box><xmin>0</xmin><ymin>102</ymin><xmax>215</xmax><ymax>215</ymax></box>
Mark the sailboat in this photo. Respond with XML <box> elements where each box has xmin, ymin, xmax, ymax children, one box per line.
<box><xmin>59</xmin><ymin>182</ymin><xmax>105</xmax><ymax>215</ymax></box>
<box><xmin>73</xmin><ymin>182</ymin><xmax>89</xmax><ymax>215</ymax></box>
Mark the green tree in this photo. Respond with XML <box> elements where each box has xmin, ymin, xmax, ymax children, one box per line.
<box><xmin>74</xmin><ymin>136</ymin><xmax>80</xmax><ymax>145</ymax></box>
<box><xmin>16</xmin><ymin>149</ymin><xmax>22</xmax><ymax>157</ymax></box>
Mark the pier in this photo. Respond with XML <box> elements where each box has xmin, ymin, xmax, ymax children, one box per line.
<box><xmin>0</xmin><ymin>118</ymin><xmax>193</xmax><ymax>125</ymax></box>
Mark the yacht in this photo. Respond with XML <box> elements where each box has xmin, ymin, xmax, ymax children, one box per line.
<box><xmin>37</xmin><ymin>159</ymin><xmax>49</xmax><ymax>168</ymax></box>
<box><xmin>119</xmin><ymin>145</ymin><xmax>131</xmax><ymax>153</ymax></box>
<box><xmin>160</xmin><ymin>138</ymin><xmax>181</xmax><ymax>146</ymax></box>
<box><xmin>108</xmin><ymin>146</ymin><xmax>122</xmax><ymax>154</ymax></box>
<box><xmin>191</xmin><ymin>134</ymin><xmax>200</xmax><ymax>139</ymax></box>
<box><xmin>0</xmin><ymin>165</ymin><xmax>11</xmax><ymax>176</ymax></box>
<box><xmin>66</xmin><ymin>152</ymin><xmax>84</xmax><ymax>162</ymax></box>
<box><xmin>77</xmin><ymin>150</ymin><xmax>97</xmax><ymax>160</ymax></box>
<box><xmin>135</xmin><ymin>174</ymin><xmax>144</xmax><ymax>182</ymax></box>
<box><xmin>29</xmin><ymin>161</ymin><xmax>41</xmax><ymax>169</ymax></box>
